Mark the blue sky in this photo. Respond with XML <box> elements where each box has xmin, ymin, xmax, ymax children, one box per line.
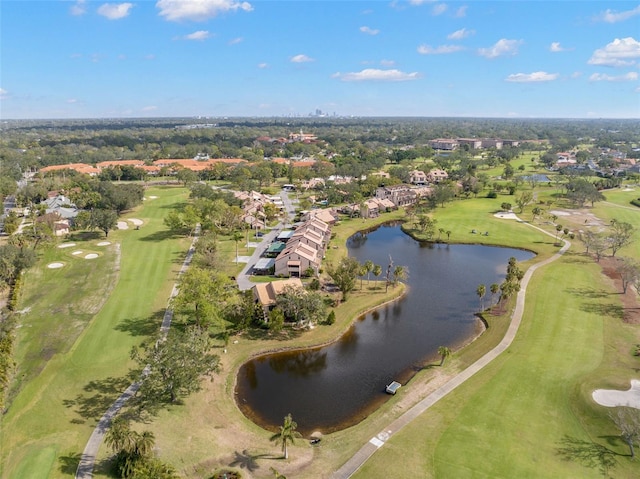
<box><xmin>1</xmin><ymin>0</ymin><xmax>639</xmax><ymax>119</ymax></box>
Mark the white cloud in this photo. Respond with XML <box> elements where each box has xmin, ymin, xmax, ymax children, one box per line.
<box><xmin>157</xmin><ymin>0</ymin><xmax>253</xmax><ymax>22</ymax></box>
<box><xmin>360</xmin><ymin>26</ymin><xmax>380</xmax><ymax>35</ymax></box>
<box><xmin>67</xmin><ymin>98</ymin><xmax>78</xmax><ymax>104</ymax></box>
<box><xmin>588</xmin><ymin>37</ymin><xmax>640</xmax><ymax>67</ymax></box>
<box><xmin>228</xmin><ymin>37</ymin><xmax>243</xmax><ymax>45</ymax></box>
<box><xmin>0</xmin><ymin>88</ymin><xmax>8</xmax><ymax>100</ymax></box>
<box><xmin>409</xmin><ymin>0</ymin><xmax>431</xmax><ymax>5</ymax></box>
<box><xmin>636</xmin><ymin>86</ymin><xmax>640</xmax><ymax>93</ymax></box>
<box><xmin>144</xmin><ymin>54</ymin><xmax>156</xmax><ymax>60</ymax></box>
<box><xmin>184</xmin><ymin>30</ymin><xmax>211</xmax><ymax>41</ymax></box>
<box><xmin>432</xmin><ymin>3</ymin><xmax>448</xmax><ymax>16</ymax></box>
<box><xmin>417</xmin><ymin>44</ymin><xmax>464</xmax><ymax>55</ymax></box>
<box><xmin>332</xmin><ymin>68</ymin><xmax>421</xmax><ymax>82</ymax></box>
<box><xmin>595</xmin><ymin>5</ymin><xmax>640</xmax><ymax>23</ymax></box>
<box><xmin>257</xmin><ymin>62</ymin><xmax>269</xmax><ymax>69</ymax></box>
<box><xmin>97</xmin><ymin>3</ymin><xmax>133</xmax><ymax>20</ymax></box>
<box><xmin>70</xmin><ymin>0</ymin><xmax>87</xmax><ymax>16</ymax></box>
<box><xmin>380</xmin><ymin>59</ymin><xmax>396</xmax><ymax>67</ymax></box>
<box><xmin>447</xmin><ymin>28</ymin><xmax>475</xmax><ymax>40</ymax></box>
<box><xmin>290</xmin><ymin>54</ymin><xmax>314</xmax><ymax>63</ymax></box>
<box><xmin>589</xmin><ymin>72</ymin><xmax>639</xmax><ymax>82</ymax></box>
<box><xmin>455</xmin><ymin>5</ymin><xmax>467</xmax><ymax>17</ymax></box>
<box><xmin>142</xmin><ymin>105</ymin><xmax>158</xmax><ymax>112</ymax></box>
<box><xmin>550</xmin><ymin>42</ymin><xmax>568</xmax><ymax>52</ymax></box>
<box><xmin>478</xmin><ymin>39</ymin><xmax>522</xmax><ymax>59</ymax></box>
<box><xmin>505</xmin><ymin>71</ymin><xmax>559</xmax><ymax>82</ymax></box>
<box><xmin>571</xmin><ymin>71</ymin><xmax>583</xmax><ymax>79</ymax></box>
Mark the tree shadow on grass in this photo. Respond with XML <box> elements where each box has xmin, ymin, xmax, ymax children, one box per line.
<box><xmin>58</xmin><ymin>452</ymin><xmax>82</xmax><ymax>476</ymax></box>
<box><xmin>67</xmin><ymin>231</ymin><xmax>104</xmax><ymax>242</ymax></box>
<box><xmin>58</xmin><ymin>453</ymin><xmax>116</xmax><ymax>478</ymax></box>
<box><xmin>242</xmin><ymin>327</ymin><xmax>303</xmax><ymax>342</ymax></box>
<box><xmin>138</xmin><ymin>229</ymin><xmax>181</xmax><ymax>242</ymax></box>
<box><xmin>565</xmin><ymin>287</ymin><xmax>613</xmax><ymax>299</ymax></box>
<box><xmin>115</xmin><ymin>309</ymin><xmax>165</xmax><ymax>337</ymax></box>
<box><xmin>580</xmin><ymin>302</ymin><xmax>624</xmax><ymax>319</ymax></box>
<box><xmin>228</xmin><ymin>449</ymin><xmax>277</xmax><ymax>472</ymax></box>
<box><xmin>556</xmin><ymin>435</ymin><xmax>619</xmax><ymax>478</ymax></box>
<box><xmin>62</xmin><ymin>374</ymin><xmax>136</xmax><ymax>423</ymax></box>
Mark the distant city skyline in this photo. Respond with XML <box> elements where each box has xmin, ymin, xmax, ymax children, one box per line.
<box><xmin>1</xmin><ymin>1</ymin><xmax>639</xmax><ymax>119</ymax></box>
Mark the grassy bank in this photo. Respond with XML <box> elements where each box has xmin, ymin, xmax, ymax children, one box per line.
<box><xmin>352</xmin><ymin>191</ymin><xmax>640</xmax><ymax>478</ymax></box>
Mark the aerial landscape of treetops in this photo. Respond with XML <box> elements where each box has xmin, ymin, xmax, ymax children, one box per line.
<box><xmin>0</xmin><ymin>114</ymin><xmax>639</xmax><ymax>479</ymax></box>
<box><xmin>1</xmin><ymin>0</ymin><xmax>640</xmax><ymax>477</ymax></box>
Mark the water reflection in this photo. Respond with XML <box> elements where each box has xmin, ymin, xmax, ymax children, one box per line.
<box><xmin>269</xmin><ymin>349</ymin><xmax>328</xmax><ymax>377</ymax></box>
<box><xmin>236</xmin><ymin>224</ymin><xmax>534</xmax><ymax>435</ymax></box>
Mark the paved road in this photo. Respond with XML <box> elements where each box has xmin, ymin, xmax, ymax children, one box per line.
<box><xmin>75</xmin><ymin>225</ymin><xmax>201</xmax><ymax>479</ymax></box>
<box><xmin>236</xmin><ymin>190</ymin><xmax>297</xmax><ymax>291</ymax></box>
<box><xmin>331</xmin><ymin>220</ymin><xmax>570</xmax><ymax>479</ymax></box>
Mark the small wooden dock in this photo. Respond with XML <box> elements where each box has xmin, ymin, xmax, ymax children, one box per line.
<box><xmin>386</xmin><ymin>381</ymin><xmax>401</xmax><ymax>395</ymax></box>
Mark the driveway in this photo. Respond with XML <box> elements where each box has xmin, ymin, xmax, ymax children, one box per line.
<box><xmin>235</xmin><ymin>189</ymin><xmax>297</xmax><ymax>291</ymax></box>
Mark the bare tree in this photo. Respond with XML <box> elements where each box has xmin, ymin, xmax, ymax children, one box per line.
<box><xmin>610</xmin><ymin>407</ymin><xmax>640</xmax><ymax>458</ymax></box>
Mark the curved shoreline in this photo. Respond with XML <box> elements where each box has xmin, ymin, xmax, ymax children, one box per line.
<box><xmin>331</xmin><ymin>219</ymin><xmax>571</xmax><ymax>478</ymax></box>
<box><xmin>231</xmin><ymin>284</ymin><xmax>408</xmax><ymax>431</ymax></box>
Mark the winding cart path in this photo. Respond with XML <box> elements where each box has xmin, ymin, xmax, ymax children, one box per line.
<box><xmin>75</xmin><ymin>225</ymin><xmax>200</xmax><ymax>479</ymax></box>
<box><xmin>331</xmin><ymin>220</ymin><xmax>570</xmax><ymax>479</ymax></box>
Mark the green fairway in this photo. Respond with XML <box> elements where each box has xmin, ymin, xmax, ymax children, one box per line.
<box><xmin>352</xmin><ymin>194</ymin><xmax>640</xmax><ymax>479</ymax></box>
<box><xmin>0</xmin><ymin>186</ymin><xmax>191</xmax><ymax>479</ymax></box>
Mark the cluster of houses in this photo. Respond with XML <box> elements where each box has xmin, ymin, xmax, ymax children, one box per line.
<box><xmin>233</xmin><ymin>190</ymin><xmax>286</xmax><ymax>231</ymax></box>
<box><xmin>252</xmin><ymin>209</ymin><xmax>337</xmax><ymax>278</ymax></box>
<box><xmin>255</xmin><ymin>130</ymin><xmax>320</xmax><ymax>146</ymax></box>
<box><xmin>250</xmin><ymin>209</ymin><xmax>337</xmax><ymax>319</ymax></box>
<box><xmin>429</xmin><ymin>138</ymin><xmax>520</xmax><ymax>151</ymax></box>
<box><xmin>553</xmin><ymin>148</ymin><xmax>640</xmax><ymax>176</ymax></box>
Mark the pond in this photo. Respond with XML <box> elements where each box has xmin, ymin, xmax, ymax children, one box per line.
<box><xmin>235</xmin><ymin>224</ymin><xmax>534</xmax><ymax>435</ymax></box>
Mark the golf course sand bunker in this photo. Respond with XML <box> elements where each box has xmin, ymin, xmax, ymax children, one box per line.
<box><xmin>47</xmin><ymin>262</ymin><xmax>64</xmax><ymax>269</ymax></box>
<box><xmin>494</xmin><ymin>212</ymin><xmax>518</xmax><ymax>220</ymax></box>
<box><xmin>148</xmin><ymin>195</ymin><xmax>158</xmax><ymax>199</ymax></box>
<box><xmin>58</xmin><ymin>243</ymin><xmax>76</xmax><ymax>248</ymax></box>
<box><xmin>592</xmin><ymin>379</ymin><xmax>640</xmax><ymax>409</ymax></box>
<box><xmin>72</xmin><ymin>250</ymin><xmax>84</xmax><ymax>255</ymax></box>
<box><xmin>84</xmin><ymin>253</ymin><xmax>99</xmax><ymax>259</ymax></box>
<box><xmin>117</xmin><ymin>221</ymin><xmax>129</xmax><ymax>230</ymax></box>
<box><xmin>128</xmin><ymin>218</ymin><xmax>143</xmax><ymax>226</ymax></box>
<box><xmin>96</xmin><ymin>241</ymin><xmax>111</xmax><ymax>246</ymax></box>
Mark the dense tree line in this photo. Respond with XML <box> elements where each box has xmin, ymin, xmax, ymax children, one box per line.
<box><xmin>2</xmin><ymin>118</ymin><xmax>638</xmax><ymax>177</ymax></box>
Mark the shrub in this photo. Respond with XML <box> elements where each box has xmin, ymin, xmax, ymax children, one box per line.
<box><xmin>210</xmin><ymin>470</ymin><xmax>242</xmax><ymax>479</ymax></box>
<box><xmin>325</xmin><ymin>310</ymin><xmax>336</xmax><ymax>325</ymax></box>
<box><xmin>487</xmin><ymin>191</ymin><xmax>498</xmax><ymax>199</ymax></box>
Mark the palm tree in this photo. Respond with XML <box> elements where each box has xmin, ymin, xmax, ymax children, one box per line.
<box><xmin>392</xmin><ymin>265</ymin><xmax>408</xmax><ymax>286</ymax></box>
<box><xmin>531</xmin><ymin>206</ymin><xmax>542</xmax><ymax>223</ymax></box>
<box><xmin>270</xmin><ymin>413</ymin><xmax>302</xmax><ymax>459</ymax></box>
<box><xmin>364</xmin><ymin>260</ymin><xmax>374</xmax><ymax>286</ymax></box>
<box><xmin>490</xmin><ymin>283</ymin><xmax>500</xmax><ymax>306</ymax></box>
<box><xmin>358</xmin><ymin>262</ymin><xmax>368</xmax><ymax>290</ymax></box>
<box><xmin>231</xmin><ymin>231</ymin><xmax>243</xmax><ymax>262</ymax></box>
<box><xmin>476</xmin><ymin>284</ymin><xmax>486</xmax><ymax>311</ymax></box>
<box><xmin>105</xmin><ymin>417</ymin><xmax>135</xmax><ymax>454</ymax></box>
<box><xmin>134</xmin><ymin>430</ymin><xmax>156</xmax><ymax>458</ymax></box>
<box><xmin>438</xmin><ymin>346</ymin><xmax>451</xmax><ymax>366</ymax></box>
<box><xmin>372</xmin><ymin>264</ymin><xmax>382</xmax><ymax>289</ymax></box>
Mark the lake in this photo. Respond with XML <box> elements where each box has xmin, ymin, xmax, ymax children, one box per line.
<box><xmin>236</xmin><ymin>224</ymin><xmax>534</xmax><ymax>434</ymax></box>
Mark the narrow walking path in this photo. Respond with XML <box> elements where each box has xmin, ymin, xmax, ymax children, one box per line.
<box><xmin>75</xmin><ymin>225</ymin><xmax>201</xmax><ymax>479</ymax></box>
<box><xmin>332</xmin><ymin>221</ymin><xmax>570</xmax><ymax>478</ymax></box>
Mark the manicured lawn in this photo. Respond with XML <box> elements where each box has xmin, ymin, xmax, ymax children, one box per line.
<box><xmin>352</xmin><ymin>195</ymin><xmax>640</xmax><ymax>478</ymax></box>
<box><xmin>0</xmin><ymin>186</ymin><xmax>191</xmax><ymax>479</ymax></box>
